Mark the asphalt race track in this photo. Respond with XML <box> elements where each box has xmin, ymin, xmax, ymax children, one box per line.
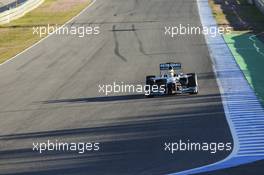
<box><xmin>0</xmin><ymin>0</ymin><xmax>233</xmax><ymax>174</ymax></box>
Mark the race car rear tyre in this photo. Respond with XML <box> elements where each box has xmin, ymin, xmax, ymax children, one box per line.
<box><xmin>146</xmin><ymin>75</ymin><xmax>156</xmax><ymax>84</ymax></box>
<box><xmin>190</xmin><ymin>87</ymin><xmax>198</xmax><ymax>94</ymax></box>
<box><xmin>145</xmin><ymin>94</ymin><xmax>154</xmax><ymax>98</ymax></box>
<box><xmin>187</xmin><ymin>73</ymin><xmax>198</xmax><ymax>94</ymax></box>
<box><xmin>187</xmin><ymin>73</ymin><xmax>197</xmax><ymax>87</ymax></box>
<box><xmin>145</xmin><ymin>75</ymin><xmax>155</xmax><ymax>97</ymax></box>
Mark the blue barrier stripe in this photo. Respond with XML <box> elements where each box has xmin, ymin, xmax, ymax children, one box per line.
<box><xmin>240</xmin><ymin>141</ymin><xmax>264</xmax><ymax>144</ymax></box>
<box><xmin>238</xmin><ymin>133</ymin><xmax>264</xmax><ymax>137</ymax></box>
<box><xmin>237</xmin><ymin>129</ymin><xmax>264</xmax><ymax>132</ymax></box>
<box><xmin>171</xmin><ymin>0</ymin><xmax>264</xmax><ymax>174</ymax></box>
<box><xmin>234</xmin><ymin>119</ymin><xmax>264</xmax><ymax>122</ymax></box>
<box><xmin>240</xmin><ymin>144</ymin><xmax>264</xmax><ymax>148</ymax></box>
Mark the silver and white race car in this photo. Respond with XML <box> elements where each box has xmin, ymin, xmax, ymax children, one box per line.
<box><xmin>145</xmin><ymin>63</ymin><xmax>198</xmax><ymax>97</ymax></box>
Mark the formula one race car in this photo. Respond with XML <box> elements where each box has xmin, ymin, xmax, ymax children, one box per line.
<box><xmin>145</xmin><ymin>63</ymin><xmax>198</xmax><ymax>97</ymax></box>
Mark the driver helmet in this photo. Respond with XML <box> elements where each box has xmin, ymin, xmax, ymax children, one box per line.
<box><xmin>168</xmin><ymin>66</ymin><xmax>174</xmax><ymax>77</ymax></box>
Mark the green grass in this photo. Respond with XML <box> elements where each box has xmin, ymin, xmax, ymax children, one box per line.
<box><xmin>0</xmin><ymin>0</ymin><xmax>92</xmax><ymax>64</ymax></box>
<box><xmin>224</xmin><ymin>33</ymin><xmax>264</xmax><ymax>105</ymax></box>
<box><xmin>210</xmin><ymin>0</ymin><xmax>264</xmax><ymax>105</ymax></box>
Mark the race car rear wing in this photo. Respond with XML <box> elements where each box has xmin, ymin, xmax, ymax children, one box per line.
<box><xmin>159</xmin><ymin>63</ymin><xmax>182</xmax><ymax>70</ymax></box>
<box><xmin>160</xmin><ymin>63</ymin><xmax>182</xmax><ymax>76</ymax></box>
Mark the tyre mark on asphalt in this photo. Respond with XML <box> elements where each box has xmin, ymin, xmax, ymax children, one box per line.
<box><xmin>112</xmin><ymin>25</ymin><xmax>127</xmax><ymax>62</ymax></box>
<box><xmin>132</xmin><ymin>24</ymin><xmax>148</xmax><ymax>56</ymax></box>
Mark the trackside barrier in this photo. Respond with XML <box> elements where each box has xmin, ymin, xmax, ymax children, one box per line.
<box><xmin>247</xmin><ymin>0</ymin><xmax>264</xmax><ymax>14</ymax></box>
<box><xmin>0</xmin><ymin>0</ymin><xmax>44</xmax><ymax>24</ymax></box>
<box><xmin>255</xmin><ymin>0</ymin><xmax>264</xmax><ymax>14</ymax></box>
<box><xmin>171</xmin><ymin>0</ymin><xmax>264</xmax><ymax>174</ymax></box>
<box><xmin>0</xmin><ymin>0</ymin><xmax>28</xmax><ymax>13</ymax></box>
